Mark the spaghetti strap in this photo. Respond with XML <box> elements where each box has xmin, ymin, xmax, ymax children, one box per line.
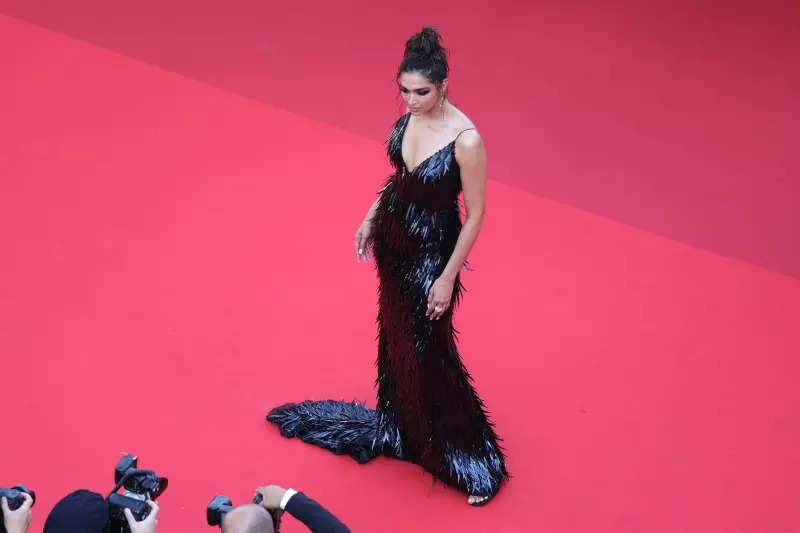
<box><xmin>453</xmin><ymin>127</ymin><xmax>476</xmax><ymax>142</ymax></box>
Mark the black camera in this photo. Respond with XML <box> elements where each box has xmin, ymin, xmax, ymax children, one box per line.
<box><xmin>207</xmin><ymin>493</ymin><xmax>281</xmax><ymax>531</ymax></box>
<box><xmin>106</xmin><ymin>454</ymin><xmax>167</xmax><ymax>533</ymax></box>
<box><xmin>0</xmin><ymin>485</ymin><xmax>36</xmax><ymax>533</ymax></box>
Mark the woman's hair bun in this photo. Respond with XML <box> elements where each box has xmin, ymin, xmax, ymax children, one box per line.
<box><xmin>404</xmin><ymin>26</ymin><xmax>443</xmax><ymax>58</ymax></box>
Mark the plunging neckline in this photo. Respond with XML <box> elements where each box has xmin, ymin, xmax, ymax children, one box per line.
<box><xmin>399</xmin><ymin>113</ymin><xmax>457</xmax><ymax>174</ymax></box>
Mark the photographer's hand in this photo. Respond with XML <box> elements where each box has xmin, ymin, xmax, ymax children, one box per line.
<box><xmin>1</xmin><ymin>493</ymin><xmax>33</xmax><ymax>533</ymax></box>
<box><xmin>123</xmin><ymin>500</ymin><xmax>159</xmax><ymax>533</ymax></box>
<box><xmin>254</xmin><ymin>485</ymin><xmax>288</xmax><ymax>510</ymax></box>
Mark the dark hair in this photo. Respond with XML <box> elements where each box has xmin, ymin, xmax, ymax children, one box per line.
<box><xmin>397</xmin><ymin>26</ymin><xmax>449</xmax><ymax>88</ymax></box>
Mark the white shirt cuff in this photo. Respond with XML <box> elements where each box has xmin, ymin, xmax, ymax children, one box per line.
<box><xmin>279</xmin><ymin>488</ymin><xmax>298</xmax><ymax>510</ymax></box>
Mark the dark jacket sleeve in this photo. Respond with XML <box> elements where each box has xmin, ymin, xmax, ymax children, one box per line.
<box><xmin>284</xmin><ymin>491</ymin><xmax>351</xmax><ymax>533</ymax></box>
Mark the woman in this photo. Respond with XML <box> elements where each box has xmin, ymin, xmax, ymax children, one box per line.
<box><xmin>267</xmin><ymin>26</ymin><xmax>508</xmax><ymax>506</ymax></box>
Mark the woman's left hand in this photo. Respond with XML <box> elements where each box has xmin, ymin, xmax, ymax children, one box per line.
<box><xmin>427</xmin><ymin>277</ymin><xmax>454</xmax><ymax>320</ymax></box>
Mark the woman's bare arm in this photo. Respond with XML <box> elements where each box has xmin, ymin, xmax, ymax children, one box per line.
<box><xmin>426</xmin><ymin>129</ymin><xmax>486</xmax><ymax>319</ymax></box>
<box><xmin>364</xmin><ymin>196</ymin><xmax>381</xmax><ymax>222</ymax></box>
<box><xmin>355</xmin><ymin>196</ymin><xmax>382</xmax><ymax>262</ymax></box>
<box><xmin>439</xmin><ymin>130</ymin><xmax>486</xmax><ymax>283</ymax></box>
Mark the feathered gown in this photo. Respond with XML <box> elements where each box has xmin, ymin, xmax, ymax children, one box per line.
<box><xmin>267</xmin><ymin>113</ymin><xmax>508</xmax><ymax>497</ymax></box>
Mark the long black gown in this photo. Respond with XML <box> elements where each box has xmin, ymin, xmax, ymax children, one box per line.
<box><xmin>267</xmin><ymin>112</ymin><xmax>508</xmax><ymax>497</ymax></box>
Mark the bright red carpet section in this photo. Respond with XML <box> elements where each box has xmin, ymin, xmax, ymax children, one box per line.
<box><xmin>2</xmin><ymin>10</ymin><xmax>799</xmax><ymax>533</ymax></box>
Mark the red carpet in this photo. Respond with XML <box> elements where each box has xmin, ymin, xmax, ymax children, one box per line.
<box><xmin>2</xmin><ymin>4</ymin><xmax>799</xmax><ymax>532</ymax></box>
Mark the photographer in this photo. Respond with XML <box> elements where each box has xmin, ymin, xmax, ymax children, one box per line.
<box><xmin>221</xmin><ymin>485</ymin><xmax>349</xmax><ymax>533</ymax></box>
<box><xmin>43</xmin><ymin>490</ymin><xmax>159</xmax><ymax>533</ymax></box>
<box><xmin>1</xmin><ymin>493</ymin><xmax>33</xmax><ymax>533</ymax></box>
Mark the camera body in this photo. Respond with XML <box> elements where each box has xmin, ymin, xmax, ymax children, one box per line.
<box><xmin>207</xmin><ymin>493</ymin><xmax>281</xmax><ymax>532</ymax></box>
<box><xmin>106</xmin><ymin>454</ymin><xmax>167</xmax><ymax>533</ymax></box>
<box><xmin>206</xmin><ymin>495</ymin><xmax>235</xmax><ymax>526</ymax></box>
<box><xmin>0</xmin><ymin>485</ymin><xmax>36</xmax><ymax>533</ymax></box>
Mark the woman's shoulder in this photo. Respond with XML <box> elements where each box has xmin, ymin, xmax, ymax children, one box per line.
<box><xmin>448</xmin><ymin>107</ymin><xmax>483</xmax><ymax>165</ymax></box>
<box><xmin>386</xmin><ymin>112</ymin><xmax>410</xmax><ymax>147</ymax></box>
<box><xmin>447</xmin><ymin>106</ymin><xmax>478</xmax><ymax>137</ymax></box>
<box><xmin>449</xmin><ymin>109</ymin><xmax>480</xmax><ymax>146</ymax></box>
<box><xmin>391</xmin><ymin>111</ymin><xmax>411</xmax><ymax>128</ymax></box>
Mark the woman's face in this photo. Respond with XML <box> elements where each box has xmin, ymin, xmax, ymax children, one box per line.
<box><xmin>398</xmin><ymin>71</ymin><xmax>444</xmax><ymax>116</ymax></box>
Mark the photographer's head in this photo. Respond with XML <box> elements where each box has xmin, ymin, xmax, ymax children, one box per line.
<box><xmin>221</xmin><ymin>504</ymin><xmax>273</xmax><ymax>533</ymax></box>
<box><xmin>43</xmin><ymin>490</ymin><xmax>108</xmax><ymax>533</ymax></box>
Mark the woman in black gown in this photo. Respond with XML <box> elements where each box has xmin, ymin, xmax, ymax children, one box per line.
<box><xmin>267</xmin><ymin>26</ymin><xmax>508</xmax><ymax>506</ymax></box>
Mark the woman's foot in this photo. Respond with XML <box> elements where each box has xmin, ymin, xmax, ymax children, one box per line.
<box><xmin>467</xmin><ymin>494</ymin><xmax>490</xmax><ymax>505</ymax></box>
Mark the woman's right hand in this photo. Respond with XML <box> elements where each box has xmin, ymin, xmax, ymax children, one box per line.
<box><xmin>354</xmin><ymin>218</ymin><xmax>373</xmax><ymax>262</ymax></box>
